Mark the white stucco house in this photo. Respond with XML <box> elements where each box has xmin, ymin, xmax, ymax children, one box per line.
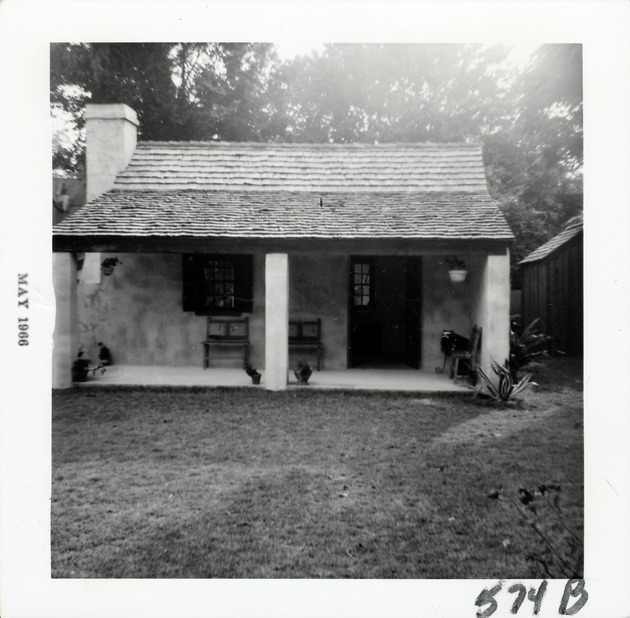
<box><xmin>52</xmin><ymin>103</ymin><xmax>513</xmax><ymax>390</ymax></box>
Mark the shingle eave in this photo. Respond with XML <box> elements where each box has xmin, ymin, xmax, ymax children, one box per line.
<box><xmin>53</xmin><ymin>188</ymin><xmax>514</xmax><ymax>242</ymax></box>
<box><xmin>519</xmin><ymin>225</ymin><xmax>583</xmax><ymax>264</ymax></box>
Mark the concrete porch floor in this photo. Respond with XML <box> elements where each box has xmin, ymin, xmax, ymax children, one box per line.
<box><xmin>77</xmin><ymin>365</ymin><xmax>470</xmax><ymax>392</ymax></box>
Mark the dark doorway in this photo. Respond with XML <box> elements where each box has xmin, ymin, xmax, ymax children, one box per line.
<box><xmin>348</xmin><ymin>256</ymin><xmax>422</xmax><ymax>368</ymax></box>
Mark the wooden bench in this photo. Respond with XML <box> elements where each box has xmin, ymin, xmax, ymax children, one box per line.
<box><xmin>289</xmin><ymin>319</ymin><xmax>323</xmax><ymax>371</ymax></box>
<box><xmin>202</xmin><ymin>317</ymin><xmax>249</xmax><ymax>369</ymax></box>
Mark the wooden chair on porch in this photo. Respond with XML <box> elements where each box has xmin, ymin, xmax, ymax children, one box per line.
<box><xmin>450</xmin><ymin>325</ymin><xmax>482</xmax><ymax>384</ymax></box>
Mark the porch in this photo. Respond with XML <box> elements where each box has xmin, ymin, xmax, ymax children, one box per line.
<box><xmin>75</xmin><ymin>365</ymin><xmax>469</xmax><ymax>392</ymax></box>
<box><xmin>53</xmin><ymin>248</ymin><xmax>510</xmax><ymax>391</ymax></box>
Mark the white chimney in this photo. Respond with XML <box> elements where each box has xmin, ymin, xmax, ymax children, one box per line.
<box><xmin>85</xmin><ymin>103</ymin><xmax>139</xmax><ymax>201</ymax></box>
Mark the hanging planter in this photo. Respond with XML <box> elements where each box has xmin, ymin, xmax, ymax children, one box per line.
<box><xmin>449</xmin><ymin>269</ymin><xmax>468</xmax><ymax>283</ymax></box>
<box><xmin>101</xmin><ymin>257</ymin><xmax>122</xmax><ymax>277</ymax></box>
<box><xmin>446</xmin><ymin>256</ymin><xmax>467</xmax><ymax>283</ymax></box>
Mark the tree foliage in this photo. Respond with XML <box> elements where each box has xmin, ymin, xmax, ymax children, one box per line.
<box><xmin>51</xmin><ymin>43</ymin><xmax>582</xmax><ymax>283</ymax></box>
<box><xmin>278</xmin><ymin>44</ymin><xmax>515</xmax><ymax>143</ymax></box>
<box><xmin>51</xmin><ymin>43</ymin><xmax>181</xmax><ymax>168</ymax></box>
<box><xmin>486</xmin><ymin>46</ymin><xmax>583</xmax><ymax>276</ymax></box>
<box><xmin>50</xmin><ymin>42</ymin><xmax>280</xmax><ymax>168</ymax></box>
<box><xmin>193</xmin><ymin>43</ymin><xmax>285</xmax><ymax>141</ymax></box>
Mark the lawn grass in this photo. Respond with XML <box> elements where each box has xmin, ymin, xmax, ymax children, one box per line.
<box><xmin>51</xmin><ymin>356</ymin><xmax>583</xmax><ymax>578</ymax></box>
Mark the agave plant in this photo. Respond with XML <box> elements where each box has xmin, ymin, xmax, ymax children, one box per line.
<box><xmin>476</xmin><ymin>359</ymin><xmax>536</xmax><ymax>402</ymax></box>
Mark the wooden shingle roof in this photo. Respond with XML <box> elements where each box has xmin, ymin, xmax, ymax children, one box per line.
<box><xmin>520</xmin><ymin>216</ymin><xmax>583</xmax><ymax>264</ymax></box>
<box><xmin>53</xmin><ymin>189</ymin><xmax>513</xmax><ymax>239</ymax></box>
<box><xmin>114</xmin><ymin>142</ymin><xmax>490</xmax><ymax>193</ymax></box>
<box><xmin>53</xmin><ymin>141</ymin><xmax>514</xmax><ymax>241</ymax></box>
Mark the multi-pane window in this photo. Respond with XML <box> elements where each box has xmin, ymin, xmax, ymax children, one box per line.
<box><xmin>353</xmin><ymin>261</ymin><xmax>373</xmax><ymax>307</ymax></box>
<box><xmin>203</xmin><ymin>260</ymin><xmax>235</xmax><ymax>310</ymax></box>
<box><xmin>183</xmin><ymin>254</ymin><xmax>253</xmax><ymax>315</ymax></box>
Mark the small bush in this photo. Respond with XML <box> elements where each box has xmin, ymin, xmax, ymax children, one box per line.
<box><xmin>509</xmin><ymin>319</ymin><xmax>551</xmax><ymax>381</ymax></box>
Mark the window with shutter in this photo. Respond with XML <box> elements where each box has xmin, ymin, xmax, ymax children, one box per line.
<box><xmin>183</xmin><ymin>254</ymin><xmax>253</xmax><ymax>315</ymax></box>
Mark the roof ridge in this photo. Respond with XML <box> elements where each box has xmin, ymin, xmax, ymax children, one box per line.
<box><xmin>137</xmin><ymin>140</ymin><xmax>483</xmax><ymax>149</ymax></box>
<box><xmin>104</xmin><ymin>187</ymin><xmax>494</xmax><ymax>196</ymax></box>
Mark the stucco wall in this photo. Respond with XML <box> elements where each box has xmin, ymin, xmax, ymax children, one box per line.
<box><xmin>78</xmin><ymin>253</ymin><xmax>206</xmax><ymax>366</ymax></box>
<box><xmin>77</xmin><ymin>252</ymin><xmax>348</xmax><ymax>369</ymax></box>
<box><xmin>421</xmin><ymin>256</ymin><xmax>472</xmax><ymax>370</ymax></box>
<box><xmin>85</xmin><ymin>104</ymin><xmax>138</xmax><ymax>201</ymax></box>
<box><xmin>289</xmin><ymin>254</ymin><xmax>348</xmax><ymax>369</ymax></box>
<box><xmin>76</xmin><ymin>251</ymin><xmax>501</xmax><ymax>372</ymax></box>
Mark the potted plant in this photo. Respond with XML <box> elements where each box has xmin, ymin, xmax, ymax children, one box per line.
<box><xmin>446</xmin><ymin>256</ymin><xmax>467</xmax><ymax>282</ymax></box>
<box><xmin>244</xmin><ymin>363</ymin><xmax>261</xmax><ymax>385</ymax></box>
<box><xmin>294</xmin><ymin>360</ymin><xmax>312</xmax><ymax>385</ymax></box>
<box><xmin>71</xmin><ymin>350</ymin><xmax>91</xmax><ymax>382</ymax></box>
<box><xmin>101</xmin><ymin>257</ymin><xmax>122</xmax><ymax>276</ymax></box>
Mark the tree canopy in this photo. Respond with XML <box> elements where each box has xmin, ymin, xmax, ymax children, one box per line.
<box><xmin>51</xmin><ymin>42</ymin><xmax>582</xmax><ymax>283</ymax></box>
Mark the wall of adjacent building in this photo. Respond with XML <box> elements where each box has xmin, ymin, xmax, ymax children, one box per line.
<box><xmin>521</xmin><ymin>236</ymin><xmax>583</xmax><ymax>356</ymax></box>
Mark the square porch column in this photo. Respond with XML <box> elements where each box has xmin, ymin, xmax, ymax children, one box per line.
<box><xmin>52</xmin><ymin>253</ymin><xmax>78</xmax><ymax>389</ymax></box>
<box><xmin>476</xmin><ymin>252</ymin><xmax>511</xmax><ymax>372</ymax></box>
<box><xmin>265</xmin><ymin>253</ymin><xmax>289</xmax><ymax>390</ymax></box>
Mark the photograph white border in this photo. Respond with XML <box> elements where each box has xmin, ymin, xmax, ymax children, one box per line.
<box><xmin>1</xmin><ymin>1</ymin><xmax>629</xmax><ymax>616</ymax></box>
